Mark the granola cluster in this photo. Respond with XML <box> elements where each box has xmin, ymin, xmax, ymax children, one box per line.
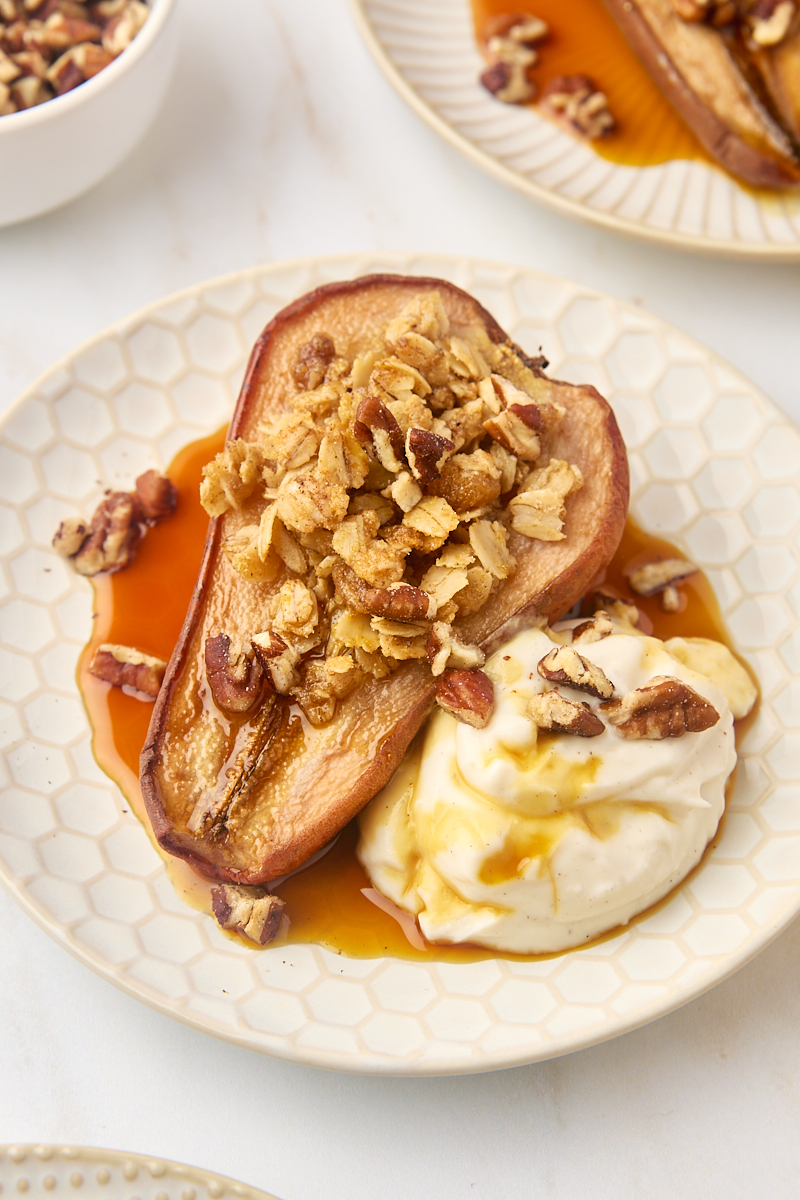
<box><xmin>200</xmin><ymin>291</ymin><xmax>584</xmax><ymax>729</ymax></box>
<box><xmin>0</xmin><ymin>0</ymin><xmax>148</xmax><ymax>117</ymax></box>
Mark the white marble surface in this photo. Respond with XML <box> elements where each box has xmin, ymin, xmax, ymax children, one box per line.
<box><xmin>1</xmin><ymin>1</ymin><xmax>800</xmax><ymax>1198</ymax></box>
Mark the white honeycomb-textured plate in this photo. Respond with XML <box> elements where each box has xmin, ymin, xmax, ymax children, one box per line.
<box><xmin>350</xmin><ymin>0</ymin><xmax>800</xmax><ymax>258</ymax></box>
<box><xmin>1</xmin><ymin>253</ymin><xmax>799</xmax><ymax>1076</ymax></box>
<box><xmin>0</xmin><ymin>1146</ymin><xmax>280</xmax><ymax>1200</ymax></box>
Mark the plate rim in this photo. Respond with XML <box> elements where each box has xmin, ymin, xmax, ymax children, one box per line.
<box><xmin>348</xmin><ymin>0</ymin><xmax>800</xmax><ymax>261</ymax></box>
<box><xmin>0</xmin><ymin>250</ymin><xmax>798</xmax><ymax>1077</ymax></box>
<box><xmin>0</xmin><ymin>1144</ymin><xmax>281</xmax><ymax>1200</ymax></box>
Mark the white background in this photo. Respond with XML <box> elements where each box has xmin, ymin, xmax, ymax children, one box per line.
<box><xmin>1</xmin><ymin>1</ymin><xmax>800</xmax><ymax>1198</ymax></box>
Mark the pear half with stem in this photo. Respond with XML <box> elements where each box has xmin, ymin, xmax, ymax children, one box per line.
<box><xmin>140</xmin><ymin>275</ymin><xmax>629</xmax><ymax>884</ymax></box>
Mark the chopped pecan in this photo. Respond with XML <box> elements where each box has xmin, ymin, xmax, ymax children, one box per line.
<box><xmin>480</xmin><ymin>59</ymin><xmax>536</xmax><ymax>104</ymax></box>
<box><xmin>600</xmin><ymin>676</ymin><xmax>720</xmax><ymax>740</ymax></box>
<box><xmin>11</xmin><ymin>73</ymin><xmax>48</xmax><ymax>105</ymax></box>
<box><xmin>405</xmin><ymin>426</ymin><xmax>454</xmax><ymax>486</ymax></box>
<box><xmin>527</xmin><ymin>691</ymin><xmax>605</xmax><ymax>737</ymax></box>
<box><xmin>0</xmin><ymin>50</ymin><xmax>21</xmax><ymax>85</ymax></box>
<box><xmin>571</xmin><ymin>610</ymin><xmax>614</xmax><ymax>645</ymax></box>
<box><xmin>748</xmin><ymin>0</ymin><xmax>795</xmax><ymax>44</ymax></box>
<box><xmin>72</xmin><ymin>490</ymin><xmax>141</xmax><ymax>575</ymax></box>
<box><xmin>436</xmin><ymin>668</ymin><xmax>495</xmax><ymax>728</ymax></box>
<box><xmin>89</xmin><ymin>642</ymin><xmax>166</xmax><ymax>699</ymax></box>
<box><xmin>493</xmin><ymin>372</ymin><xmax>565</xmax><ymax>431</ymax></box>
<box><xmin>251</xmin><ymin>630</ymin><xmax>300</xmax><ymax>695</ymax></box>
<box><xmin>211</xmin><ymin>884</ymin><xmax>285</xmax><ymax>946</ymax></box>
<box><xmin>541</xmin><ymin>75</ymin><xmax>615</xmax><ymax>140</ymax></box>
<box><xmin>483</xmin><ymin>403</ymin><xmax>542</xmax><ymax>461</ymax></box>
<box><xmin>47</xmin><ymin>40</ymin><xmax>112</xmax><ymax>91</ymax></box>
<box><xmin>483</xmin><ymin>12</ymin><xmax>549</xmax><ymax>45</ymax></box>
<box><xmin>486</xmin><ymin>34</ymin><xmax>536</xmax><ymax>68</ymax></box>
<box><xmin>52</xmin><ymin>515</ymin><xmax>89</xmax><ymax>558</ymax></box>
<box><xmin>293</xmin><ymin>333</ymin><xmax>336</xmax><ymax>391</ymax></box>
<box><xmin>12</xmin><ymin>48</ymin><xmax>48</xmax><ymax>79</ymax></box>
<box><xmin>537</xmin><ymin>645</ymin><xmax>614</xmax><ymax>699</ymax></box>
<box><xmin>363</xmin><ymin>582</ymin><xmax>436</xmax><ymax>622</ymax></box>
<box><xmin>205</xmin><ymin>633</ymin><xmax>267</xmax><ymax>715</ymax></box>
<box><xmin>627</xmin><ymin>558</ymin><xmax>698</xmax><ymax>597</ymax></box>
<box><xmin>101</xmin><ymin>0</ymin><xmax>147</xmax><ymax>54</ymax></box>
<box><xmin>426</xmin><ymin>622</ymin><xmax>485</xmax><ymax>677</ymax></box>
<box><xmin>353</xmin><ymin>395</ymin><xmax>405</xmax><ymax>473</ymax></box>
<box><xmin>35</xmin><ymin>12</ymin><xmax>101</xmax><ymax>50</ymax></box>
<box><xmin>593</xmin><ymin>590</ymin><xmax>640</xmax><ymax>626</ymax></box>
<box><xmin>135</xmin><ymin>469</ymin><xmax>177</xmax><ymax>522</ymax></box>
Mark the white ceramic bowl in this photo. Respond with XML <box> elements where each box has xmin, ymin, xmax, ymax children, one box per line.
<box><xmin>0</xmin><ymin>0</ymin><xmax>178</xmax><ymax>227</ymax></box>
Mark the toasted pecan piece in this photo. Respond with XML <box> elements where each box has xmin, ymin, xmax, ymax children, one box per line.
<box><xmin>205</xmin><ymin>633</ymin><xmax>267</xmax><ymax>715</ymax></box>
<box><xmin>135</xmin><ymin>469</ymin><xmax>177</xmax><ymax>522</ymax></box>
<box><xmin>527</xmin><ymin>691</ymin><xmax>605</xmax><ymax>737</ymax></box>
<box><xmin>436</xmin><ymin>668</ymin><xmax>495</xmax><ymax>727</ymax></box>
<box><xmin>211</xmin><ymin>884</ymin><xmax>285</xmax><ymax>945</ymax></box>
<box><xmin>90</xmin><ymin>643</ymin><xmax>166</xmax><ymax>699</ymax></box>
<box><xmin>627</xmin><ymin>557</ymin><xmax>698</xmax><ymax>596</ymax></box>
<box><xmin>537</xmin><ymin>645</ymin><xmax>614</xmax><ymax>699</ymax></box>
<box><xmin>571</xmin><ymin>610</ymin><xmax>614</xmax><ymax>644</ymax></box>
<box><xmin>72</xmin><ymin>491</ymin><xmax>141</xmax><ymax>576</ymax></box>
<box><xmin>600</xmin><ymin>675</ymin><xmax>720</xmax><ymax>739</ymax></box>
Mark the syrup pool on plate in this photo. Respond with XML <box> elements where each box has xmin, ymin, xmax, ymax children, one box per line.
<box><xmin>471</xmin><ymin>0</ymin><xmax>707</xmax><ymax>168</ymax></box>
<box><xmin>79</xmin><ymin>429</ymin><xmax>747</xmax><ymax>963</ymax></box>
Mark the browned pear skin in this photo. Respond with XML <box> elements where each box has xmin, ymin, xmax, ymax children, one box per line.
<box><xmin>602</xmin><ymin>0</ymin><xmax>800</xmax><ymax>188</ymax></box>
<box><xmin>140</xmin><ymin>275</ymin><xmax>629</xmax><ymax>885</ymax></box>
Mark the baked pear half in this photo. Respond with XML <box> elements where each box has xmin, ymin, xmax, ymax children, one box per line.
<box><xmin>602</xmin><ymin>0</ymin><xmax>800</xmax><ymax>188</ymax></box>
<box><xmin>141</xmin><ymin>275</ymin><xmax>629</xmax><ymax>884</ymax></box>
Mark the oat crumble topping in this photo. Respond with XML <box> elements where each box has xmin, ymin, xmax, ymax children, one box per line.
<box><xmin>199</xmin><ymin>292</ymin><xmax>583</xmax><ymax>728</ymax></box>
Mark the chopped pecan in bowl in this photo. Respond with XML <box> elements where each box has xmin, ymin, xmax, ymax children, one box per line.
<box><xmin>0</xmin><ymin>0</ymin><xmax>149</xmax><ymax>115</ymax></box>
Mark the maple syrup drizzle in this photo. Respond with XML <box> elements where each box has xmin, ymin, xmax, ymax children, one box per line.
<box><xmin>471</xmin><ymin>0</ymin><xmax>708</xmax><ymax>169</ymax></box>
<box><xmin>79</xmin><ymin>429</ymin><xmax>749</xmax><ymax>962</ymax></box>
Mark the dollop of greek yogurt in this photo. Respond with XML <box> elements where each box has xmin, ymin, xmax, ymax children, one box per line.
<box><xmin>358</xmin><ymin>622</ymin><xmax>753</xmax><ymax>953</ymax></box>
